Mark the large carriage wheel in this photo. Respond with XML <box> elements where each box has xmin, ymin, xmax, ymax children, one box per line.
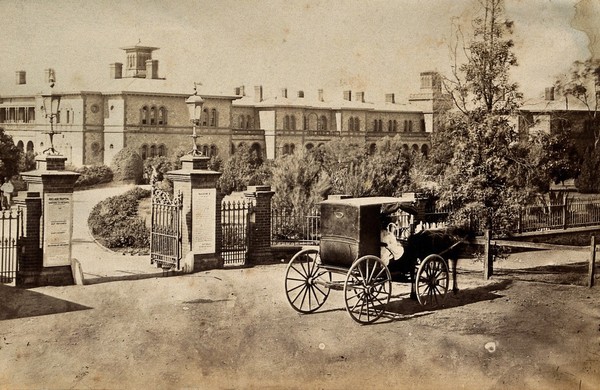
<box><xmin>415</xmin><ymin>254</ymin><xmax>449</xmax><ymax>307</ymax></box>
<box><xmin>285</xmin><ymin>249</ymin><xmax>332</xmax><ymax>314</ymax></box>
<box><xmin>344</xmin><ymin>255</ymin><xmax>392</xmax><ymax>324</ymax></box>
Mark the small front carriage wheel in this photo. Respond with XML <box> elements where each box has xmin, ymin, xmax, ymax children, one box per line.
<box><xmin>344</xmin><ymin>255</ymin><xmax>392</xmax><ymax>324</ymax></box>
<box><xmin>285</xmin><ymin>249</ymin><xmax>331</xmax><ymax>314</ymax></box>
<box><xmin>415</xmin><ymin>254</ymin><xmax>449</xmax><ymax>307</ymax></box>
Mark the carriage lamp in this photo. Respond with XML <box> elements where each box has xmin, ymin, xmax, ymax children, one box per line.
<box><xmin>185</xmin><ymin>82</ymin><xmax>204</xmax><ymax>156</ymax></box>
<box><xmin>41</xmin><ymin>70</ymin><xmax>62</xmax><ymax>155</ymax></box>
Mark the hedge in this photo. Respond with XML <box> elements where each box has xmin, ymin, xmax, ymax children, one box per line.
<box><xmin>88</xmin><ymin>187</ymin><xmax>151</xmax><ymax>249</ymax></box>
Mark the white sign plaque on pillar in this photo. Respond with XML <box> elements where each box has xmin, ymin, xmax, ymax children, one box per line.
<box><xmin>43</xmin><ymin>193</ymin><xmax>74</xmax><ymax>267</ymax></box>
<box><xmin>192</xmin><ymin>188</ymin><xmax>216</xmax><ymax>254</ymax></box>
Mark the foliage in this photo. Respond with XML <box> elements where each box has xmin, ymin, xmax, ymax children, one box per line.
<box><xmin>434</xmin><ymin>0</ymin><xmax>531</xmax><ymax>235</ymax></box>
<box><xmin>18</xmin><ymin>150</ymin><xmax>37</xmax><ymax>173</ymax></box>
<box><xmin>0</xmin><ymin>128</ymin><xmax>23</xmax><ymax>180</ymax></box>
<box><xmin>110</xmin><ymin>147</ymin><xmax>144</xmax><ymax>184</ymax></box>
<box><xmin>88</xmin><ymin>187</ymin><xmax>151</xmax><ymax>249</ymax></box>
<box><xmin>528</xmin><ymin>128</ymin><xmax>580</xmax><ymax>189</ymax></box>
<box><xmin>218</xmin><ymin>143</ymin><xmax>271</xmax><ymax>195</ymax></box>
<box><xmin>314</xmin><ymin>137</ymin><xmax>412</xmax><ymax>197</ymax></box>
<box><xmin>555</xmin><ymin>58</ymin><xmax>600</xmax><ymax>149</ymax></box>
<box><xmin>575</xmin><ymin>147</ymin><xmax>600</xmax><ymax>193</ymax></box>
<box><xmin>143</xmin><ymin>155</ymin><xmax>179</xmax><ymax>184</ymax></box>
<box><xmin>68</xmin><ymin>165</ymin><xmax>113</xmax><ymax>189</ymax></box>
<box><xmin>270</xmin><ymin>150</ymin><xmax>331</xmax><ymax>214</ymax></box>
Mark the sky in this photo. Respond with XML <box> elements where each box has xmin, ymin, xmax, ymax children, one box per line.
<box><xmin>0</xmin><ymin>0</ymin><xmax>598</xmax><ymax>102</ymax></box>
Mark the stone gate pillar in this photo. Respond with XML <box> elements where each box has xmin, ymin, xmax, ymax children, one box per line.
<box><xmin>245</xmin><ymin>185</ymin><xmax>274</xmax><ymax>265</ymax></box>
<box><xmin>17</xmin><ymin>154</ymin><xmax>80</xmax><ymax>287</ymax></box>
<box><xmin>166</xmin><ymin>155</ymin><xmax>223</xmax><ymax>272</ymax></box>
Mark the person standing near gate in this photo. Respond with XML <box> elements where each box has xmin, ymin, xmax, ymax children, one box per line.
<box><xmin>1</xmin><ymin>178</ymin><xmax>15</xmax><ymax>210</ymax></box>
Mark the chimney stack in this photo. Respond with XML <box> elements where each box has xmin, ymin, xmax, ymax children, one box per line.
<box><xmin>15</xmin><ymin>71</ymin><xmax>26</xmax><ymax>85</ymax></box>
<box><xmin>318</xmin><ymin>89</ymin><xmax>324</xmax><ymax>102</ymax></box>
<box><xmin>145</xmin><ymin>59</ymin><xmax>159</xmax><ymax>79</ymax></box>
<box><xmin>110</xmin><ymin>63</ymin><xmax>123</xmax><ymax>79</ymax></box>
<box><xmin>254</xmin><ymin>85</ymin><xmax>263</xmax><ymax>103</ymax></box>
<box><xmin>297</xmin><ymin>90</ymin><xmax>304</xmax><ymax>98</ymax></box>
<box><xmin>356</xmin><ymin>92</ymin><xmax>365</xmax><ymax>103</ymax></box>
<box><xmin>240</xmin><ymin>85</ymin><xmax>245</xmax><ymax>96</ymax></box>
<box><xmin>281</xmin><ymin>88</ymin><xmax>288</xmax><ymax>98</ymax></box>
<box><xmin>343</xmin><ymin>90</ymin><xmax>352</xmax><ymax>101</ymax></box>
<box><xmin>234</xmin><ymin>87</ymin><xmax>241</xmax><ymax>95</ymax></box>
<box><xmin>545</xmin><ymin>86</ymin><xmax>555</xmax><ymax>101</ymax></box>
<box><xmin>385</xmin><ymin>93</ymin><xmax>395</xmax><ymax>104</ymax></box>
<box><xmin>44</xmin><ymin>68</ymin><xmax>56</xmax><ymax>84</ymax></box>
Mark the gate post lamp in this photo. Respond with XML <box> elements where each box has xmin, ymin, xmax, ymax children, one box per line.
<box><xmin>41</xmin><ymin>76</ymin><xmax>62</xmax><ymax>155</ymax></box>
<box><xmin>185</xmin><ymin>83</ymin><xmax>204</xmax><ymax>157</ymax></box>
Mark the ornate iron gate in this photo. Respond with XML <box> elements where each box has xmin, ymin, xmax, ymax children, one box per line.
<box><xmin>150</xmin><ymin>187</ymin><xmax>183</xmax><ymax>270</ymax></box>
<box><xmin>221</xmin><ymin>200</ymin><xmax>253</xmax><ymax>266</ymax></box>
<box><xmin>1</xmin><ymin>209</ymin><xmax>22</xmax><ymax>285</ymax></box>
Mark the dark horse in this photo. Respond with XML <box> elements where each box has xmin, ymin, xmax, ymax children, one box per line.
<box><xmin>387</xmin><ymin>227</ymin><xmax>471</xmax><ymax>299</ymax></box>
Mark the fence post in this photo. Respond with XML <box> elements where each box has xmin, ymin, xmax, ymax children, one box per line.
<box><xmin>589</xmin><ymin>235</ymin><xmax>596</xmax><ymax>288</ymax></box>
<box><xmin>518</xmin><ymin>207</ymin><xmax>523</xmax><ymax>234</ymax></box>
<box><xmin>244</xmin><ymin>185</ymin><xmax>274</xmax><ymax>265</ymax></box>
<box><xmin>484</xmin><ymin>228</ymin><xmax>493</xmax><ymax>280</ymax></box>
<box><xmin>562</xmin><ymin>196</ymin><xmax>568</xmax><ymax>230</ymax></box>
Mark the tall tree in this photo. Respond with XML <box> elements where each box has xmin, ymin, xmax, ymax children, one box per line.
<box><xmin>0</xmin><ymin>128</ymin><xmax>23</xmax><ymax>180</ymax></box>
<box><xmin>434</xmin><ymin>0</ymin><xmax>531</xmax><ymax>235</ymax></box>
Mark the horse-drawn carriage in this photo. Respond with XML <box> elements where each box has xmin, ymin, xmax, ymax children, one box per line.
<box><xmin>284</xmin><ymin>196</ymin><xmax>462</xmax><ymax>324</ymax></box>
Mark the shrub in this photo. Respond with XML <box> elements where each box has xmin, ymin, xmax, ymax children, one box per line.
<box><xmin>70</xmin><ymin>165</ymin><xmax>113</xmax><ymax>189</ymax></box>
<box><xmin>111</xmin><ymin>148</ymin><xmax>143</xmax><ymax>184</ymax></box>
<box><xmin>88</xmin><ymin>187</ymin><xmax>151</xmax><ymax>249</ymax></box>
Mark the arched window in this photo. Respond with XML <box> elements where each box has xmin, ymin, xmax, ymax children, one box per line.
<box><xmin>158</xmin><ymin>144</ymin><xmax>166</xmax><ymax>157</ymax></box>
<box><xmin>141</xmin><ymin>106</ymin><xmax>148</xmax><ymax>125</ymax></box>
<box><xmin>303</xmin><ymin>115</ymin><xmax>308</xmax><ymax>130</ymax></box>
<box><xmin>149</xmin><ymin>145</ymin><xmax>157</xmax><ymax>158</ymax></box>
<box><xmin>421</xmin><ymin>144</ymin><xmax>429</xmax><ymax>157</ymax></box>
<box><xmin>291</xmin><ymin>115</ymin><xmax>296</xmax><ymax>131</ymax></box>
<box><xmin>349</xmin><ymin>117</ymin><xmax>354</xmax><ymax>132</ymax></box>
<box><xmin>158</xmin><ymin>107</ymin><xmax>167</xmax><ymax>125</ymax></box>
<box><xmin>320</xmin><ymin>116</ymin><xmax>327</xmax><ymax>131</ymax></box>
<box><xmin>393</xmin><ymin>120</ymin><xmax>398</xmax><ymax>132</ymax></box>
<box><xmin>230</xmin><ymin>143</ymin><xmax>236</xmax><ymax>155</ymax></box>
<box><xmin>211</xmin><ymin>109</ymin><xmax>217</xmax><ymax>127</ymax></box>
<box><xmin>290</xmin><ymin>144</ymin><xmax>295</xmax><ymax>154</ymax></box>
<box><xmin>404</xmin><ymin>120</ymin><xmax>408</xmax><ymax>132</ymax></box>
<box><xmin>369</xmin><ymin>143</ymin><xmax>377</xmax><ymax>155</ymax></box>
<box><xmin>28</xmin><ymin>107</ymin><xmax>35</xmax><ymax>122</ymax></box>
<box><xmin>356</xmin><ymin>117</ymin><xmax>361</xmax><ymax>131</ymax></box>
<box><xmin>388</xmin><ymin>120</ymin><xmax>393</xmax><ymax>132</ymax></box>
<box><xmin>250</xmin><ymin>142</ymin><xmax>261</xmax><ymax>157</ymax></box>
<box><xmin>420</xmin><ymin>119</ymin><xmax>426</xmax><ymax>132</ymax></box>
<box><xmin>26</xmin><ymin>141</ymin><xmax>34</xmax><ymax>152</ymax></box>
<box><xmin>150</xmin><ymin>107</ymin><xmax>156</xmax><ymax>125</ymax></box>
<box><xmin>402</xmin><ymin>144</ymin><xmax>409</xmax><ymax>152</ymax></box>
<box><xmin>283</xmin><ymin>144</ymin><xmax>290</xmax><ymax>155</ymax></box>
<box><xmin>240</xmin><ymin>115</ymin><xmax>245</xmax><ymax>129</ymax></box>
<box><xmin>411</xmin><ymin>144</ymin><xmax>419</xmax><ymax>153</ymax></box>
<box><xmin>210</xmin><ymin>144</ymin><xmax>218</xmax><ymax>157</ymax></box>
<box><xmin>17</xmin><ymin>140</ymin><xmax>24</xmax><ymax>151</ymax></box>
<box><xmin>305</xmin><ymin>143</ymin><xmax>314</xmax><ymax>151</ymax></box>
<box><xmin>284</xmin><ymin>115</ymin><xmax>290</xmax><ymax>130</ymax></box>
<box><xmin>202</xmin><ymin>108</ymin><xmax>208</xmax><ymax>126</ymax></box>
<box><xmin>140</xmin><ymin>144</ymin><xmax>148</xmax><ymax>160</ymax></box>
<box><xmin>202</xmin><ymin>144</ymin><xmax>209</xmax><ymax>156</ymax></box>
<box><xmin>246</xmin><ymin>115</ymin><xmax>252</xmax><ymax>129</ymax></box>
<box><xmin>409</xmin><ymin>120</ymin><xmax>413</xmax><ymax>132</ymax></box>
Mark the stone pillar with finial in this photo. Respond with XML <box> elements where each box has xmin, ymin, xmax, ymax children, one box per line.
<box><xmin>17</xmin><ymin>73</ymin><xmax>80</xmax><ymax>287</ymax></box>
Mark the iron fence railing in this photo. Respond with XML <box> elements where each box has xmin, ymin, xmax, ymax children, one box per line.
<box><xmin>222</xmin><ymin>200</ymin><xmax>253</xmax><ymax>266</ymax></box>
<box><xmin>1</xmin><ymin>208</ymin><xmax>22</xmax><ymax>285</ymax></box>
<box><xmin>271</xmin><ymin>207</ymin><xmax>320</xmax><ymax>246</ymax></box>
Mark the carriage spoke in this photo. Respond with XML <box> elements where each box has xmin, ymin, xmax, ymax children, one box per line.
<box><xmin>287</xmin><ymin>282</ymin><xmax>306</xmax><ymax>294</ymax></box>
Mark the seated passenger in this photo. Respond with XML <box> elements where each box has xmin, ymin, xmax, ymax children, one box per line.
<box><xmin>380</xmin><ymin>219</ymin><xmax>404</xmax><ymax>266</ymax></box>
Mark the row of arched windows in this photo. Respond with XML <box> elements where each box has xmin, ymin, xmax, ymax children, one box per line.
<box><xmin>140</xmin><ymin>106</ymin><xmax>167</xmax><ymax>126</ymax></box>
<box><xmin>140</xmin><ymin>143</ymin><xmax>167</xmax><ymax>159</ymax></box>
<box><xmin>202</xmin><ymin>108</ymin><xmax>219</xmax><ymax>127</ymax></box>
<box><xmin>371</xmin><ymin>119</ymin><xmax>426</xmax><ymax>133</ymax></box>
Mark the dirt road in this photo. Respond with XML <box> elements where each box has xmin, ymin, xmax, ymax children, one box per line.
<box><xmin>1</xmin><ymin>255</ymin><xmax>599</xmax><ymax>389</ymax></box>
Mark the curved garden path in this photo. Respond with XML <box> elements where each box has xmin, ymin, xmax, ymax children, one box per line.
<box><xmin>71</xmin><ymin>184</ymin><xmax>162</xmax><ymax>284</ymax></box>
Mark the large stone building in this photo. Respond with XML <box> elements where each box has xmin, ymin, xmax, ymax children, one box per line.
<box><xmin>0</xmin><ymin>44</ymin><xmax>474</xmax><ymax>167</ymax></box>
